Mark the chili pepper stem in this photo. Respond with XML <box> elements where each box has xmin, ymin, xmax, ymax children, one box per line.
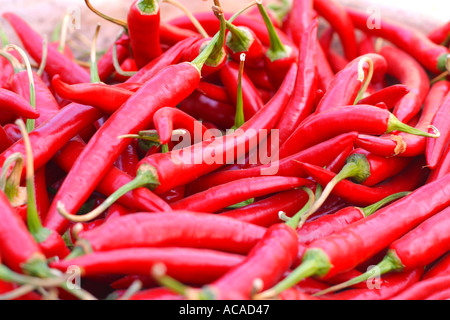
<box><xmin>256</xmin><ymin>0</ymin><xmax>291</xmax><ymax>62</ymax></box>
<box><xmin>206</xmin><ymin>2</ymin><xmax>227</xmax><ymax>67</ymax></box>
<box><xmin>90</xmin><ymin>24</ymin><xmax>101</xmax><ymax>84</ymax></box>
<box><xmin>225</xmin><ymin>21</ymin><xmax>252</xmax><ymax>53</ymax></box>
<box><xmin>387</xmin><ymin>114</ymin><xmax>440</xmax><ymax>138</ymax></box>
<box><xmin>313</xmin><ymin>250</ymin><xmax>402</xmax><ymax>296</ymax></box>
<box><xmin>232</xmin><ymin>54</ymin><xmax>246</xmax><ymax>130</ymax></box>
<box><xmin>298</xmin><ymin>154</ymin><xmax>371</xmax><ymax>226</ymax></box>
<box><xmin>254</xmin><ymin>249</ymin><xmax>331</xmax><ymax>299</ymax></box>
<box><xmin>0</xmin><ymin>153</ymin><xmax>24</xmax><ymax>205</ymax></box>
<box><xmin>36</xmin><ymin>35</ymin><xmax>48</xmax><ymax>77</ymax></box>
<box><xmin>437</xmin><ymin>53</ymin><xmax>450</xmax><ymax>72</ymax></box>
<box><xmin>162</xmin><ymin>0</ymin><xmax>209</xmax><ymax>38</ymax></box>
<box><xmin>285</xmin><ymin>187</ymin><xmax>315</xmax><ymax>229</ymax></box>
<box><xmin>151</xmin><ymin>263</ymin><xmax>193</xmax><ymax>297</ymax></box>
<box><xmin>57</xmin><ymin>164</ymin><xmax>160</xmax><ymax>223</ymax></box>
<box><xmin>84</xmin><ymin>0</ymin><xmax>128</xmax><ymax>29</ymax></box>
<box><xmin>0</xmin><ymin>283</ymin><xmax>36</xmax><ymax>300</ymax></box>
<box><xmin>354</xmin><ymin>57</ymin><xmax>374</xmax><ymax>103</ymax></box>
<box><xmin>361</xmin><ymin>191</ymin><xmax>411</xmax><ymax>217</ymax></box>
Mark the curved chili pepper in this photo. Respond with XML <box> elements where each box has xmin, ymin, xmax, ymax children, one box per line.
<box><xmin>126</xmin><ymin>0</ymin><xmax>162</xmax><ymax>69</ymax></box>
<box><xmin>325</xmin><ymin>145</ymin><xmax>353</xmax><ymax>174</ymax></box>
<box><xmin>153</xmin><ymin>107</ymin><xmax>209</xmax><ymax>145</ymax></box>
<box><xmin>2</xmin><ymin>12</ymin><xmax>90</xmax><ymax>85</ymax></box>
<box><xmin>51</xmin><ymin>75</ymin><xmax>134</xmax><ymax>114</ymax></box>
<box><xmin>277</xmin><ymin>104</ymin><xmax>437</xmax><ymax>159</ymax></box>
<box><xmin>219</xmin><ymin>59</ymin><xmax>264</xmax><ymax>120</ymax></box>
<box><xmin>295</xmin><ymin>156</ymin><xmax>428</xmax><ymax>207</ymax></box>
<box><xmin>0</xmin><ymin>88</ymin><xmax>39</xmax><ymax>122</ymax></box>
<box><xmin>170</xmin><ymin>176</ymin><xmax>310</xmax><ymax>213</ymax></box>
<box><xmin>50</xmin><ymin>247</ymin><xmax>245</xmax><ymax>286</ymax></box>
<box><xmin>426</xmin><ymin>85</ymin><xmax>450</xmax><ymax>169</ymax></box>
<box><xmin>196</xmin><ymin>81</ymin><xmax>231</xmax><ymax>104</ymax></box>
<box><xmin>346</xmin><ymin>7</ymin><xmax>449</xmax><ymax>74</ymax></box>
<box><xmin>67</xmin><ymin>211</ymin><xmax>266</xmax><ymax>259</ymax></box>
<box><xmin>422</xmin><ymin>252</ymin><xmax>450</xmax><ymax>281</ymax></box>
<box><xmin>428</xmin><ymin>21</ymin><xmax>450</xmax><ymax>46</ymax></box>
<box><xmin>283</xmin><ymin>0</ymin><xmax>313</xmax><ymax>47</ymax></box>
<box><xmin>390</xmin><ymin>273</ymin><xmax>450</xmax><ymax>300</ymax></box>
<box><xmin>356</xmin><ymin>84</ymin><xmax>411</xmax><ymax>110</ymax></box>
<box><xmin>111</xmin><ymin>57</ymin><xmax>138</xmax><ymax>83</ymax></box>
<box><xmin>185</xmin><ymin>132</ymin><xmax>357</xmax><ymax>195</ymax></box>
<box><xmin>313</xmin><ymin>0</ymin><xmax>358</xmax><ymax>61</ymax></box>
<box><xmin>255</xmin><ymin>160</ymin><xmax>450</xmax><ymax>299</ymax></box>
<box><xmin>96</xmin><ymin>33</ymin><xmax>130</xmax><ymax>82</ymax></box>
<box><xmin>274</xmin><ymin>19</ymin><xmax>319</xmax><ymax>145</ymax></box>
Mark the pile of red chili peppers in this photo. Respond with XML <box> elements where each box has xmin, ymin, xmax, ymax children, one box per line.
<box><xmin>0</xmin><ymin>0</ymin><xmax>449</xmax><ymax>301</ymax></box>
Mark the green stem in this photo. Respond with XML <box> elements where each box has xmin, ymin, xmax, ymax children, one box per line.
<box><xmin>0</xmin><ymin>153</ymin><xmax>24</xmax><ymax>202</ymax></box>
<box><xmin>225</xmin><ymin>20</ymin><xmax>252</xmax><ymax>53</ymax></box>
<box><xmin>84</xmin><ymin>0</ymin><xmax>128</xmax><ymax>29</ymax></box>
<box><xmin>161</xmin><ymin>144</ymin><xmax>169</xmax><ymax>153</ymax></box>
<box><xmin>256</xmin><ymin>0</ymin><xmax>290</xmax><ymax>62</ymax></box>
<box><xmin>361</xmin><ymin>191</ymin><xmax>410</xmax><ymax>217</ymax></box>
<box><xmin>0</xmin><ymin>22</ymin><xmax>10</xmax><ymax>48</ymax></box>
<box><xmin>285</xmin><ymin>187</ymin><xmax>315</xmax><ymax>229</ymax></box>
<box><xmin>112</xmin><ymin>32</ymin><xmax>137</xmax><ymax>77</ymax></box>
<box><xmin>57</xmin><ymin>13</ymin><xmax>70</xmax><ymax>54</ymax></box>
<box><xmin>354</xmin><ymin>57</ymin><xmax>374</xmax><ymax>104</ymax></box>
<box><xmin>313</xmin><ymin>250</ymin><xmax>402</xmax><ymax>296</ymax></box>
<box><xmin>136</xmin><ymin>0</ymin><xmax>158</xmax><ymax>15</ymax></box>
<box><xmin>57</xmin><ymin>164</ymin><xmax>160</xmax><ymax>223</ymax></box>
<box><xmin>232</xmin><ymin>53</ymin><xmax>246</xmax><ymax>130</ymax></box>
<box><xmin>207</xmin><ymin>3</ymin><xmax>227</xmax><ymax>67</ymax></box>
<box><xmin>151</xmin><ymin>263</ymin><xmax>191</xmax><ymax>297</ymax></box>
<box><xmin>162</xmin><ymin>0</ymin><xmax>209</xmax><ymax>38</ymax></box>
<box><xmin>90</xmin><ymin>24</ymin><xmax>101</xmax><ymax>84</ymax></box>
<box><xmin>36</xmin><ymin>35</ymin><xmax>48</xmax><ymax>77</ymax></box>
<box><xmin>437</xmin><ymin>53</ymin><xmax>450</xmax><ymax>72</ymax></box>
<box><xmin>387</xmin><ymin>114</ymin><xmax>440</xmax><ymax>138</ymax></box>
<box><xmin>0</xmin><ymin>51</ymin><xmax>22</xmax><ymax>73</ymax></box>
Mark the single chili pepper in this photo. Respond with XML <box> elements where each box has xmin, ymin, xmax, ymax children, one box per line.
<box><xmin>428</xmin><ymin>21</ymin><xmax>450</xmax><ymax>46</ymax></box>
<box><xmin>390</xmin><ymin>273</ymin><xmax>450</xmax><ymax>300</ymax></box>
<box><xmin>422</xmin><ymin>252</ymin><xmax>450</xmax><ymax>281</ymax></box>
<box><xmin>185</xmin><ymin>132</ymin><xmax>357</xmax><ymax>195</ymax></box>
<box><xmin>294</xmin><ymin>156</ymin><xmax>428</xmax><ymax>207</ymax></box>
<box><xmin>47</xmin><ymin>39</ymin><xmax>219</xmax><ymax>234</ymax></box>
<box><xmin>2</xmin><ymin>12</ymin><xmax>90</xmax><ymax>84</ymax></box>
<box><xmin>256</xmin><ymin>0</ymin><xmax>297</xmax><ymax>90</ymax></box>
<box><xmin>296</xmin><ymin>192</ymin><xmax>410</xmax><ymax>245</ymax></box>
<box><xmin>96</xmin><ymin>33</ymin><xmax>130</xmax><ymax>82</ymax></box>
<box><xmin>321</xmin><ymin>268</ymin><xmax>424</xmax><ymax>300</ymax></box>
<box><xmin>50</xmin><ymin>139</ymin><xmax>170</xmax><ymax>224</ymax></box>
<box><xmin>315</xmin><ymin>204</ymin><xmax>450</xmax><ymax>296</ymax></box>
<box><xmin>196</xmin><ymin>81</ymin><xmax>231</xmax><ymax>104</ymax></box>
<box><xmin>167</xmin><ymin>176</ymin><xmax>310</xmax><ymax>213</ymax></box>
<box><xmin>277</xmin><ymin>104</ymin><xmax>438</xmax><ymax>159</ymax></box>
<box><xmin>283</xmin><ymin>0</ymin><xmax>313</xmax><ymax>47</ymax></box>
<box><xmin>67</xmin><ymin>211</ymin><xmax>266</xmax><ymax>259</ymax></box>
<box><xmin>355</xmin><ymin>80</ymin><xmax>448</xmax><ymax>158</ymax></box>
<box><xmin>0</xmin><ymin>88</ymin><xmax>39</xmax><ymax>121</ymax></box>
<box><xmin>152</xmin><ymin>107</ymin><xmax>209</xmax><ymax>145</ymax></box>
<box><xmin>346</xmin><ymin>7</ymin><xmax>449</xmax><ymax>74</ymax></box>
<box><xmin>50</xmin><ymin>247</ymin><xmax>245</xmax><ymax>286</ymax></box>
<box><xmin>255</xmin><ymin>164</ymin><xmax>450</xmax><ymax>299</ymax></box>
<box><xmin>178</xmin><ymin>90</ymin><xmax>236</xmax><ymax>130</ymax></box>
<box><xmin>356</xmin><ymin>84</ymin><xmax>411</xmax><ymax>110</ymax></box>
<box><xmin>313</xmin><ymin>54</ymin><xmax>386</xmax><ymax>115</ymax></box>
<box><xmin>51</xmin><ymin>75</ymin><xmax>134</xmax><ymax>115</ymax></box>
<box><xmin>426</xmin><ymin>85</ymin><xmax>450</xmax><ymax>169</ymax></box>
<box><xmin>274</xmin><ymin>19</ymin><xmax>319</xmax><ymax>145</ymax></box>
<box><xmin>313</xmin><ymin>0</ymin><xmax>358</xmax><ymax>61</ymax></box>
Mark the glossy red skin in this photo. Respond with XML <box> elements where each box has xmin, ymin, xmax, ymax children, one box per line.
<box><xmin>185</xmin><ymin>132</ymin><xmax>357</xmax><ymax>195</ymax></box>
<box><xmin>275</xmin><ymin>20</ymin><xmax>319</xmax><ymax>144</ymax></box>
<box><xmin>244</xmin><ymin>66</ymin><xmax>274</xmax><ymax>91</ymax></box>
<box><xmin>283</xmin><ymin>0</ymin><xmax>314</xmax><ymax>47</ymax></box>
<box><xmin>278</xmin><ymin>104</ymin><xmax>391</xmax><ymax>159</ymax></box>
<box><xmin>389</xmin><ymin>205</ymin><xmax>450</xmax><ymax>270</ymax></box>
<box><xmin>153</xmin><ymin>107</ymin><xmax>209</xmax><ymax>145</ymax></box>
<box><xmin>315</xmin><ymin>44</ymin><xmax>335</xmax><ymax>91</ymax></box>
<box><xmin>170</xmin><ymin>176</ymin><xmax>310</xmax><ymax>213</ymax></box>
<box><xmin>181</xmin><ymin>38</ymin><xmax>227</xmax><ymax>77</ymax></box>
<box><xmin>2</xmin><ymin>12</ymin><xmax>90</xmax><ymax>84</ymax></box>
<box><xmin>51</xmin><ymin>75</ymin><xmax>134</xmax><ymax>114</ymax></box>
<box><xmin>0</xmin><ymin>103</ymin><xmax>103</xmax><ymax>180</ymax></box>
<box><xmin>139</xmin><ymin>64</ymin><xmax>297</xmax><ymax>195</ymax></box>
<box><xmin>297</xmin><ymin>156</ymin><xmax>429</xmax><ymax>207</ymax></box>
<box><xmin>428</xmin><ymin>21</ymin><xmax>450</xmax><ymax>45</ymax></box>
<box><xmin>159</xmin><ymin>22</ymin><xmax>199</xmax><ymax>46</ymax></box>
<box><xmin>97</xmin><ymin>33</ymin><xmax>130</xmax><ymax>82</ymax></box>
<box><xmin>44</xmin><ymin>63</ymin><xmax>199</xmax><ymax>234</ymax></box>
<box><xmin>104</xmin><ymin>203</ymin><xmax>133</xmax><ymax>222</ymax></box>
<box><xmin>391</xmin><ymin>273</ymin><xmax>450</xmax><ymax>300</ymax></box>
<box><xmin>51</xmin><ymin>139</ymin><xmax>171</xmax><ymax>220</ymax></box>
<box><xmin>111</xmin><ymin>58</ymin><xmax>138</xmax><ymax>83</ymax></box>
<box><xmin>127</xmin><ymin>0</ymin><xmax>162</xmax><ymax>69</ymax></box>
<box><xmin>426</xmin><ymin>86</ymin><xmax>450</xmax><ymax>169</ymax></box>
<box><xmin>357</xmin><ymin>84</ymin><xmax>411</xmax><ymax>110</ymax></box>
<box><xmin>206</xmin><ymin>223</ymin><xmax>299</xmax><ymax>300</ymax></box>
<box><xmin>264</xmin><ymin>49</ymin><xmax>298</xmax><ymax>90</ymax></box>
<box><xmin>196</xmin><ymin>81</ymin><xmax>231</xmax><ymax>104</ymax></box>
<box><xmin>0</xmin><ymin>56</ymin><xmax>15</xmax><ymax>89</ymax></box>
<box><xmin>0</xmin><ymin>87</ymin><xmax>40</xmax><ymax>120</ymax></box>
<box><xmin>0</xmin><ymin>191</ymin><xmax>44</xmax><ymax>273</ymax></box>
<box><xmin>323</xmin><ymin>268</ymin><xmax>423</xmax><ymax>300</ymax></box>
<box><xmin>306</xmin><ymin>160</ymin><xmax>450</xmax><ymax>281</ymax></box>
<box><xmin>0</xmin><ymin>125</ymin><xmax>13</xmax><ymax>153</ymax></box>
<box><xmin>50</xmin><ymin>247</ymin><xmax>245</xmax><ymax>285</ymax></box>
<box><xmin>347</xmin><ymin>8</ymin><xmax>449</xmax><ymax>74</ymax></box>
<box><xmin>427</xmin><ymin>144</ymin><xmax>450</xmax><ymax>183</ymax></box>
<box><xmin>219</xmin><ymin>60</ymin><xmax>264</xmax><ymax>121</ymax></box>
<box><xmin>422</xmin><ymin>252</ymin><xmax>450</xmax><ymax>280</ymax></box>
<box><xmin>76</xmin><ymin>211</ymin><xmax>266</xmax><ymax>255</ymax></box>
<box><xmin>326</xmin><ymin>145</ymin><xmax>353</xmax><ymax>174</ymax></box>
<box><xmin>313</xmin><ymin>53</ymin><xmax>387</xmax><ymax>114</ymax></box>
<box><xmin>114</xmin><ymin>143</ymin><xmax>139</xmax><ymax>177</ymax></box>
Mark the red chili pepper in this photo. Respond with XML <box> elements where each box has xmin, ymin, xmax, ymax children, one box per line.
<box><xmin>153</xmin><ymin>107</ymin><xmax>209</xmax><ymax>146</ymax></box>
<box><xmin>426</xmin><ymin>85</ymin><xmax>450</xmax><ymax>169</ymax></box>
<box><xmin>0</xmin><ymin>88</ymin><xmax>39</xmax><ymax>123</ymax></box>
<box><xmin>427</xmin><ymin>144</ymin><xmax>450</xmax><ymax>183</ymax></box>
<box><xmin>159</xmin><ymin>22</ymin><xmax>199</xmax><ymax>46</ymax></box>
<box><xmin>50</xmin><ymin>247</ymin><xmax>245</xmax><ymax>286</ymax></box>
<box><xmin>185</xmin><ymin>132</ymin><xmax>357</xmax><ymax>195</ymax></box>
<box><xmin>104</xmin><ymin>203</ymin><xmax>134</xmax><ymax>223</ymax></box>
<box><xmin>96</xmin><ymin>33</ymin><xmax>130</xmax><ymax>82</ymax></box>
<box><xmin>346</xmin><ymin>7</ymin><xmax>449</xmax><ymax>74</ymax></box>
<box><xmin>422</xmin><ymin>252</ymin><xmax>450</xmax><ymax>281</ymax></box>
<box><xmin>295</xmin><ymin>156</ymin><xmax>428</xmax><ymax>207</ymax></box>
<box><xmin>313</xmin><ymin>0</ymin><xmax>358</xmax><ymax>61</ymax></box>
<box><xmin>0</xmin><ymin>279</ymin><xmax>42</xmax><ymax>300</ymax></box>
<box><xmin>390</xmin><ymin>273</ymin><xmax>450</xmax><ymax>300</ymax></box>
<box><xmin>113</xmin><ymin>144</ymin><xmax>139</xmax><ymax>177</ymax></box>
<box><xmin>325</xmin><ymin>145</ymin><xmax>353</xmax><ymax>174</ymax></box>
<box><xmin>356</xmin><ymin>84</ymin><xmax>411</xmax><ymax>110</ymax></box>
<box><xmin>315</xmin><ymin>43</ymin><xmax>336</xmax><ymax>91</ymax></box>
<box><xmin>274</xmin><ymin>19</ymin><xmax>319</xmax><ymax>145</ymax></box>
<box><xmin>111</xmin><ymin>58</ymin><xmax>138</xmax><ymax>83</ymax></box>
<box><xmin>283</xmin><ymin>0</ymin><xmax>313</xmax><ymax>47</ymax></box>
<box><xmin>196</xmin><ymin>81</ymin><xmax>231</xmax><ymax>104</ymax></box>
<box><xmin>219</xmin><ymin>60</ymin><xmax>264</xmax><ymax>120</ymax></box>
<box><xmin>170</xmin><ymin>176</ymin><xmax>310</xmax><ymax>213</ymax></box>
<box><xmin>2</xmin><ymin>12</ymin><xmax>90</xmax><ymax>85</ymax></box>
<box><xmin>0</xmin><ymin>126</ymin><xmax>13</xmax><ymax>153</ymax></box>
<box><xmin>126</xmin><ymin>0</ymin><xmax>162</xmax><ymax>69</ymax></box>
<box><xmin>428</xmin><ymin>21</ymin><xmax>450</xmax><ymax>46</ymax></box>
